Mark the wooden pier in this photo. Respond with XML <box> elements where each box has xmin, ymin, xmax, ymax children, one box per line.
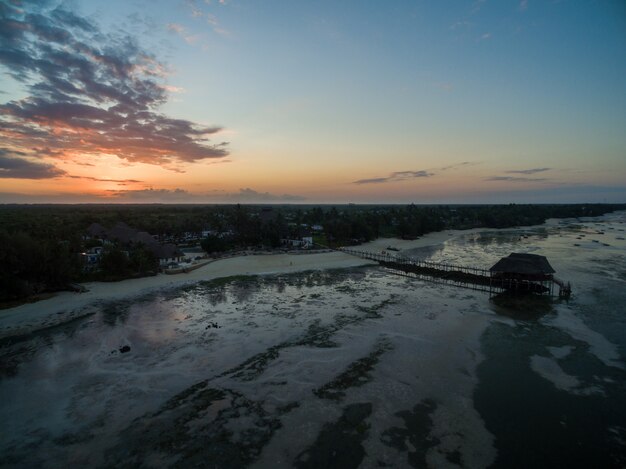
<box><xmin>339</xmin><ymin>248</ymin><xmax>572</xmax><ymax>298</ymax></box>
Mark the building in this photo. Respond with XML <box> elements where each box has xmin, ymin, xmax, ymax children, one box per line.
<box><xmin>85</xmin><ymin>222</ymin><xmax>108</xmax><ymax>240</ymax></box>
<box><xmin>84</xmin><ymin>222</ymin><xmax>185</xmax><ymax>268</ymax></box>
<box><xmin>281</xmin><ymin>230</ymin><xmax>313</xmax><ymax>249</ymax></box>
<box><xmin>154</xmin><ymin>244</ymin><xmax>186</xmax><ymax>266</ymax></box>
<box><xmin>81</xmin><ymin>246</ymin><xmax>103</xmax><ymax>266</ymax></box>
<box><xmin>489</xmin><ymin>253</ymin><xmax>556</xmax><ymax>294</ymax></box>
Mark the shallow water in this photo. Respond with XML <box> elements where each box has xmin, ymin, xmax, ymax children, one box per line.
<box><xmin>1</xmin><ymin>213</ymin><xmax>625</xmax><ymax>468</ymax></box>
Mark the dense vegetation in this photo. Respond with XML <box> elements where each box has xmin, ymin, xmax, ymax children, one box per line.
<box><xmin>0</xmin><ymin>203</ymin><xmax>624</xmax><ymax>304</ymax></box>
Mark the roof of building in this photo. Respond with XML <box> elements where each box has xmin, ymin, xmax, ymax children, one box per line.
<box><xmin>107</xmin><ymin>222</ymin><xmax>137</xmax><ymax>244</ymax></box>
<box><xmin>86</xmin><ymin>223</ymin><xmax>181</xmax><ymax>259</ymax></box>
<box><xmin>86</xmin><ymin>222</ymin><xmax>108</xmax><ymax>238</ymax></box>
<box><xmin>489</xmin><ymin>253</ymin><xmax>555</xmax><ymax>274</ymax></box>
<box><xmin>151</xmin><ymin>243</ymin><xmax>184</xmax><ymax>260</ymax></box>
<box><xmin>134</xmin><ymin>231</ymin><xmax>158</xmax><ymax>247</ymax></box>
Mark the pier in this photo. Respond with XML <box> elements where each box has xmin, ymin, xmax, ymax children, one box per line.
<box><xmin>339</xmin><ymin>248</ymin><xmax>572</xmax><ymax>298</ymax></box>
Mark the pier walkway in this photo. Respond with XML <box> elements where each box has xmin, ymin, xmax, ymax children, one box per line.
<box><xmin>339</xmin><ymin>248</ymin><xmax>572</xmax><ymax>298</ymax></box>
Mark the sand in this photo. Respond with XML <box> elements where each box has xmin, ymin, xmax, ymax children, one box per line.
<box><xmin>0</xmin><ymin>229</ymin><xmax>480</xmax><ymax>339</ymax></box>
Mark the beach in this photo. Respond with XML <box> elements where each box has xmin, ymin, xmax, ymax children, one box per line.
<box><xmin>0</xmin><ymin>227</ymin><xmax>488</xmax><ymax>340</ymax></box>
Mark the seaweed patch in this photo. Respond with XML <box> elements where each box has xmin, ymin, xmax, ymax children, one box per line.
<box><xmin>294</xmin><ymin>402</ymin><xmax>372</xmax><ymax>469</ymax></box>
<box><xmin>314</xmin><ymin>338</ymin><xmax>393</xmax><ymax>400</ymax></box>
<box><xmin>104</xmin><ymin>385</ymin><xmax>280</xmax><ymax>468</ymax></box>
<box><xmin>380</xmin><ymin>398</ymin><xmax>441</xmax><ymax>468</ymax></box>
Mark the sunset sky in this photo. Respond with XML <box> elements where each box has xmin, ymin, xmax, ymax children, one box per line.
<box><xmin>0</xmin><ymin>0</ymin><xmax>625</xmax><ymax>204</ymax></box>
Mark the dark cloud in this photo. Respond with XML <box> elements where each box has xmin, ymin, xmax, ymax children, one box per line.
<box><xmin>353</xmin><ymin>177</ymin><xmax>391</xmax><ymax>184</ymax></box>
<box><xmin>109</xmin><ymin>188</ymin><xmax>192</xmax><ymax>201</ymax></box>
<box><xmin>0</xmin><ymin>1</ymin><xmax>228</xmax><ymax>168</ymax></box>
<box><xmin>391</xmin><ymin>170</ymin><xmax>433</xmax><ymax>178</ymax></box>
<box><xmin>506</xmin><ymin>168</ymin><xmax>551</xmax><ymax>175</ymax></box>
<box><xmin>485</xmin><ymin>176</ymin><xmax>548</xmax><ymax>182</ymax></box>
<box><xmin>0</xmin><ymin>148</ymin><xmax>65</xmax><ymax>179</ymax></box>
<box><xmin>67</xmin><ymin>175</ymin><xmax>143</xmax><ymax>183</ymax></box>
<box><xmin>105</xmin><ymin>187</ymin><xmax>306</xmax><ymax>203</ymax></box>
<box><xmin>225</xmin><ymin>188</ymin><xmax>306</xmax><ymax>202</ymax></box>
<box><xmin>353</xmin><ymin>170</ymin><xmax>434</xmax><ymax>184</ymax></box>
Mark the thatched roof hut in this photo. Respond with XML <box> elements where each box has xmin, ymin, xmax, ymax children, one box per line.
<box><xmin>490</xmin><ymin>253</ymin><xmax>555</xmax><ymax>280</ymax></box>
<box><xmin>86</xmin><ymin>222</ymin><xmax>108</xmax><ymax>238</ymax></box>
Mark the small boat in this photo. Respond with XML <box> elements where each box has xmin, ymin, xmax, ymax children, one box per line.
<box><xmin>387</xmin><ymin>246</ymin><xmax>400</xmax><ymax>251</ymax></box>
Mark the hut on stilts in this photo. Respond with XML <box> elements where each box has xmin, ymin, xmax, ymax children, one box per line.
<box><xmin>489</xmin><ymin>253</ymin><xmax>570</xmax><ymax>297</ymax></box>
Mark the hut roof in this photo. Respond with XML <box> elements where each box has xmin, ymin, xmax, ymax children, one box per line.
<box><xmin>108</xmin><ymin>222</ymin><xmax>137</xmax><ymax>244</ymax></box>
<box><xmin>489</xmin><ymin>253</ymin><xmax>555</xmax><ymax>274</ymax></box>
<box><xmin>86</xmin><ymin>222</ymin><xmax>108</xmax><ymax>238</ymax></box>
<box><xmin>151</xmin><ymin>243</ymin><xmax>184</xmax><ymax>260</ymax></box>
<box><xmin>134</xmin><ymin>231</ymin><xmax>158</xmax><ymax>247</ymax></box>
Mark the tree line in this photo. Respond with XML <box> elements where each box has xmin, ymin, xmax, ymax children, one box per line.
<box><xmin>0</xmin><ymin>203</ymin><xmax>623</xmax><ymax>304</ymax></box>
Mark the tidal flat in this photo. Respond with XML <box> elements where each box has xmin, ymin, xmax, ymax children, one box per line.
<box><xmin>1</xmin><ymin>212</ymin><xmax>626</xmax><ymax>468</ymax></box>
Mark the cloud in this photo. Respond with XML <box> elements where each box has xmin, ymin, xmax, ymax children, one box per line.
<box><xmin>354</xmin><ymin>170</ymin><xmax>434</xmax><ymax>185</ymax></box>
<box><xmin>105</xmin><ymin>187</ymin><xmax>306</xmax><ymax>203</ymax></box>
<box><xmin>108</xmin><ymin>188</ymin><xmax>193</xmax><ymax>201</ymax></box>
<box><xmin>519</xmin><ymin>0</ymin><xmax>528</xmax><ymax>11</ymax></box>
<box><xmin>391</xmin><ymin>170</ymin><xmax>433</xmax><ymax>178</ymax></box>
<box><xmin>183</xmin><ymin>1</ymin><xmax>230</xmax><ymax>36</ymax></box>
<box><xmin>471</xmin><ymin>0</ymin><xmax>487</xmax><ymax>14</ymax></box>
<box><xmin>0</xmin><ymin>148</ymin><xmax>65</xmax><ymax>179</ymax></box>
<box><xmin>484</xmin><ymin>168</ymin><xmax>551</xmax><ymax>182</ymax></box>
<box><xmin>439</xmin><ymin>161</ymin><xmax>475</xmax><ymax>171</ymax></box>
<box><xmin>450</xmin><ymin>21</ymin><xmax>472</xmax><ymax>30</ymax></box>
<box><xmin>505</xmin><ymin>167</ymin><xmax>551</xmax><ymax>175</ymax></box>
<box><xmin>221</xmin><ymin>188</ymin><xmax>306</xmax><ymax>202</ymax></box>
<box><xmin>162</xmin><ymin>85</ymin><xmax>185</xmax><ymax>94</ymax></box>
<box><xmin>184</xmin><ymin>0</ymin><xmax>204</xmax><ymax>18</ymax></box>
<box><xmin>206</xmin><ymin>14</ymin><xmax>229</xmax><ymax>36</ymax></box>
<box><xmin>166</xmin><ymin>22</ymin><xmax>185</xmax><ymax>34</ymax></box>
<box><xmin>67</xmin><ymin>175</ymin><xmax>143</xmax><ymax>184</ymax></box>
<box><xmin>0</xmin><ymin>2</ymin><xmax>229</xmax><ymax>169</ymax></box>
<box><xmin>479</xmin><ymin>32</ymin><xmax>492</xmax><ymax>41</ymax></box>
<box><xmin>485</xmin><ymin>176</ymin><xmax>548</xmax><ymax>182</ymax></box>
<box><xmin>353</xmin><ymin>177</ymin><xmax>391</xmax><ymax>185</ymax></box>
<box><xmin>167</xmin><ymin>22</ymin><xmax>202</xmax><ymax>44</ymax></box>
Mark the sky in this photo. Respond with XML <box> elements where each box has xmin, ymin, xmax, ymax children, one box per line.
<box><xmin>0</xmin><ymin>0</ymin><xmax>625</xmax><ymax>204</ymax></box>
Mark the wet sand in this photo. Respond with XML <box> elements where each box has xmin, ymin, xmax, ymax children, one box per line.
<box><xmin>0</xmin><ymin>251</ymin><xmax>375</xmax><ymax>339</ymax></box>
<box><xmin>0</xmin><ymin>227</ymin><xmax>483</xmax><ymax>340</ymax></box>
<box><xmin>0</xmin><ymin>266</ymin><xmax>497</xmax><ymax>468</ymax></box>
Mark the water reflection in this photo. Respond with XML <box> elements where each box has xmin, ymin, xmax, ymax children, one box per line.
<box><xmin>489</xmin><ymin>292</ymin><xmax>555</xmax><ymax>320</ymax></box>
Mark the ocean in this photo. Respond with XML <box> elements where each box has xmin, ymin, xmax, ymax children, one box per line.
<box><xmin>1</xmin><ymin>212</ymin><xmax>625</xmax><ymax>468</ymax></box>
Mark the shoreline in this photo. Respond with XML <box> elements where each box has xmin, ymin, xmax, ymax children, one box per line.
<box><xmin>0</xmin><ymin>215</ymin><xmax>604</xmax><ymax>340</ymax></box>
<box><xmin>0</xmin><ymin>228</ymin><xmax>464</xmax><ymax>339</ymax></box>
